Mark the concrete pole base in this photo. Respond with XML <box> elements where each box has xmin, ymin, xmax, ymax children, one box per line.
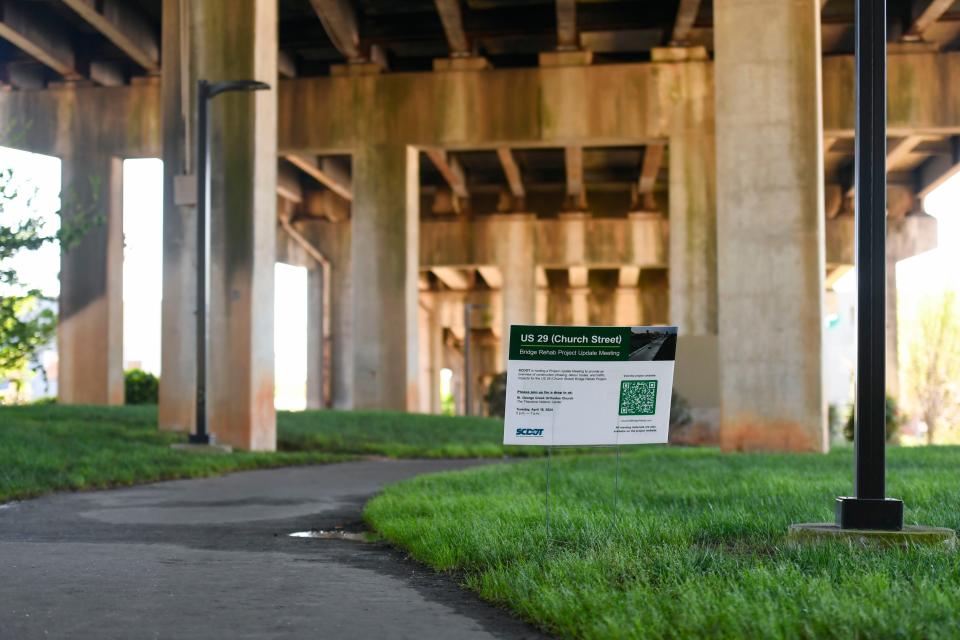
<box><xmin>170</xmin><ymin>443</ymin><xmax>234</xmax><ymax>454</ymax></box>
<box><xmin>788</xmin><ymin>523</ymin><xmax>956</xmax><ymax>549</ymax></box>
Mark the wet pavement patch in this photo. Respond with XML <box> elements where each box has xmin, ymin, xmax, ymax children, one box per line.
<box><xmin>289</xmin><ymin>529</ymin><xmax>370</xmax><ymax>542</ymax></box>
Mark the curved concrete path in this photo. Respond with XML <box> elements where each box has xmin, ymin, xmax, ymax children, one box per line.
<box><xmin>0</xmin><ymin>460</ymin><xmax>548</xmax><ymax>639</ymax></box>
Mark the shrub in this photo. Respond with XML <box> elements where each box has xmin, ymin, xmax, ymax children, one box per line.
<box><xmin>124</xmin><ymin>369</ymin><xmax>159</xmax><ymax>405</ymax></box>
<box><xmin>843</xmin><ymin>394</ymin><xmax>904</xmax><ymax>443</ymax></box>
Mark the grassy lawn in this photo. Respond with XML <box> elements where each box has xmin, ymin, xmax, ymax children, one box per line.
<box><xmin>365</xmin><ymin>445</ymin><xmax>960</xmax><ymax>639</ymax></box>
<box><xmin>279</xmin><ymin>408</ymin><xmax>510</xmax><ymax>458</ymax></box>
<box><xmin>0</xmin><ymin>403</ymin><xmax>507</xmax><ymax>502</ymax></box>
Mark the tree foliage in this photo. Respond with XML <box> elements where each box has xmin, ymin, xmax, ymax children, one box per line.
<box><xmin>0</xmin><ymin>168</ymin><xmax>55</xmax><ymax>393</ymax></box>
<box><xmin>903</xmin><ymin>290</ymin><xmax>960</xmax><ymax>444</ymax></box>
<box><xmin>0</xmin><ymin>166</ymin><xmax>102</xmax><ymax>397</ymax></box>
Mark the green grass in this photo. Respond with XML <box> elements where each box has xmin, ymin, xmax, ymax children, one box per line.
<box><xmin>365</xmin><ymin>446</ymin><xmax>960</xmax><ymax>639</ymax></box>
<box><xmin>0</xmin><ymin>404</ymin><xmax>510</xmax><ymax>502</ymax></box>
<box><xmin>278</xmin><ymin>408</ymin><xmax>510</xmax><ymax>458</ymax></box>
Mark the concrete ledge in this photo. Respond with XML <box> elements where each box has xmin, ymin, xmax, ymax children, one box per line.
<box><xmin>788</xmin><ymin>523</ymin><xmax>956</xmax><ymax>549</ymax></box>
<box><xmin>170</xmin><ymin>443</ymin><xmax>234</xmax><ymax>454</ymax></box>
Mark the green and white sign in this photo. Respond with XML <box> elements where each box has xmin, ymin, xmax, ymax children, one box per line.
<box><xmin>503</xmin><ymin>325</ymin><xmax>677</xmax><ymax>446</ymax></box>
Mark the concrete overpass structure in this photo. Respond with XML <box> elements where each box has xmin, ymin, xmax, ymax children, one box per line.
<box><xmin>0</xmin><ymin>0</ymin><xmax>953</xmax><ymax>451</ymax></box>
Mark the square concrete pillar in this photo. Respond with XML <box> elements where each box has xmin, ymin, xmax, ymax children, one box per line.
<box><xmin>159</xmin><ymin>0</ymin><xmax>195</xmax><ymax>431</ymax></box>
<box><xmin>664</xmin><ymin>55</ymin><xmax>721</xmax><ymax>432</ymax></box>
<box><xmin>58</xmin><ymin>154</ymin><xmax>124</xmax><ymax>405</ymax></box>
<box><xmin>160</xmin><ymin>0</ymin><xmax>278</xmax><ymax>450</ymax></box>
<box><xmin>490</xmin><ymin>213</ymin><xmax>537</xmax><ymax>369</ymax></box>
<box><xmin>417</xmin><ymin>293</ymin><xmax>444</xmax><ymax>414</ymax></box>
<box><xmin>715</xmin><ymin>0</ymin><xmax>826</xmax><ymax>452</ymax></box>
<box><xmin>351</xmin><ymin>145</ymin><xmax>420</xmax><ymax>410</ymax></box>
<box><xmin>304</xmin><ymin>221</ymin><xmax>353</xmax><ymax>409</ymax></box>
<box><xmin>306</xmin><ymin>265</ymin><xmax>326</xmax><ymax>409</ymax></box>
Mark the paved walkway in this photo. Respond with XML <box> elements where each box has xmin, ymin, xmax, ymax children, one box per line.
<box><xmin>0</xmin><ymin>460</ymin><xmax>548</xmax><ymax>639</ymax></box>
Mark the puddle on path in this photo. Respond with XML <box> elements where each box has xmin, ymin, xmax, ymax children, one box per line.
<box><xmin>289</xmin><ymin>529</ymin><xmax>369</xmax><ymax>542</ymax></box>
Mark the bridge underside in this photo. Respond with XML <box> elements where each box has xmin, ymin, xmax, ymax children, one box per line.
<box><xmin>0</xmin><ymin>0</ymin><xmax>953</xmax><ymax>451</ymax></box>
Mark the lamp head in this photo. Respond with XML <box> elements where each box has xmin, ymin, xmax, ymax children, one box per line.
<box><xmin>206</xmin><ymin>80</ymin><xmax>271</xmax><ymax>100</ymax></box>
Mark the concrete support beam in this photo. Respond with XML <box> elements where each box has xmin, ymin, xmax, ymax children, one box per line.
<box><xmin>285</xmin><ymin>154</ymin><xmax>353</xmax><ymax>201</ymax></box>
<box><xmin>564</xmin><ymin>146</ymin><xmax>586</xmax><ymax>209</ymax></box>
<box><xmin>568</xmin><ymin>265</ymin><xmax>588</xmax><ymax>288</ymax></box>
<box><xmin>671</xmin><ymin>0</ymin><xmax>703</xmax><ymax>45</ymax></box>
<box><xmin>303</xmin><ymin>189</ymin><xmax>350</xmax><ymax>221</ymax></box>
<box><xmin>425</xmin><ymin>148</ymin><xmax>469</xmax><ymax>199</ymax></box>
<box><xmin>477</xmin><ymin>266</ymin><xmax>502</xmax><ymax>289</ymax></box>
<box><xmin>278</xmin><ymin>51</ymin><xmax>297</xmax><ymax>79</ymax></box>
<box><xmin>715</xmin><ymin>0</ymin><xmax>826</xmax><ymax>452</ymax></box>
<box><xmin>916</xmin><ymin>136</ymin><xmax>960</xmax><ymax>197</ymax></box>
<box><xmin>351</xmin><ymin>145</ymin><xmax>420</xmax><ymax>410</ymax></box>
<box><xmin>886</xmin><ymin>135</ymin><xmax>923</xmax><ymax>168</ymax></box>
<box><xmin>0</xmin><ymin>0</ymin><xmax>78</xmax><ymax>79</ymax></box>
<box><xmin>277</xmin><ymin>161</ymin><xmax>303</xmax><ymax>203</ymax></box>
<box><xmin>571</xmin><ymin>288</ymin><xmax>589</xmax><ymax>325</ymax></box>
<box><xmin>434</xmin><ymin>0</ymin><xmax>470</xmax><ymax>56</ymax></box>
<box><xmin>421</xmin><ymin>213</ymin><xmax>667</xmax><ymax>269</ymax></box>
<box><xmin>159</xmin><ymin>0</ymin><xmax>278</xmax><ymax>450</ymax></box>
<box><xmin>308</xmin><ymin>0</ymin><xmax>363</xmax><ymax>62</ymax></box>
<box><xmin>58</xmin><ymin>154</ymin><xmax>124</xmax><ymax>405</ymax></box>
<box><xmin>905</xmin><ymin>0</ymin><xmax>954</xmax><ymax>41</ymax></box>
<box><xmin>618</xmin><ymin>265</ymin><xmax>640</xmax><ymax>287</ymax></box>
<box><xmin>823</xmin><ymin>52</ymin><xmax>960</xmax><ymax>136</ymax></box>
<box><xmin>637</xmin><ymin>143</ymin><xmax>664</xmax><ymax>209</ymax></box>
<box><xmin>555</xmin><ymin>0</ymin><xmax>578</xmax><ymax>51</ymax></box>
<box><xmin>60</xmin><ymin>0</ymin><xmax>160</xmax><ymax>72</ymax></box>
<box><xmin>496</xmin><ymin>147</ymin><xmax>525</xmax><ymax>204</ymax></box>
<box><xmin>278</xmin><ymin>59</ymin><xmax>678</xmax><ymax>153</ymax></box>
<box><xmin>587</xmin><ymin>270</ymin><xmax>618</xmax><ymax>325</ymax></box>
<box><xmin>432</xmin><ymin>266</ymin><xmax>471</xmax><ymax>290</ymax></box>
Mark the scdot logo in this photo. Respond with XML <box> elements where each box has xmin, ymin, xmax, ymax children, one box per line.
<box><xmin>515</xmin><ymin>428</ymin><xmax>544</xmax><ymax>437</ymax></box>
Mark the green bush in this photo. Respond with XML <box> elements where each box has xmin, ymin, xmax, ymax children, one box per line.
<box><xmin>843</xmin><ymin>394</ymin><xmax>904</xmax><ymax>443</ymax></box>
<box><xmin>124</xmin><ymin>369</ymin><xmax>159</xmax><ymax>405</ymax></box>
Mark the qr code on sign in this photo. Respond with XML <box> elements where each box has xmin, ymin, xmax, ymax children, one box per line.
<box><xmin>619</xmin><ymin>380</ymin><xmax>658</xmax><ymax>416</ymax></box>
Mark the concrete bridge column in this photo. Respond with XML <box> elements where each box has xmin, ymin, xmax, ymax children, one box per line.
<box><xmin>639</xmin><ymin>269</ymin><xmax>669</xmax><ymax>325</ymax></box>
<box><xmin>58</xmin><ymin>154</ymin><xmax>124</xmax><ymax>405</ymax></box>
<box><xmin>661</xmin><ymin>49</ymin><xmax>721</xmax><ymax>429</ymax></box>
<box><xmin>587</xmin><ymin>270</ymin><xmax>618</xmax><ymax>325</ymax></box>
<box><xmin>715</xmin><ymin>0</ymin><xmax>826</xmax><ymax>452</ymax></box>
<box><xmin>351</xmin><ymin>145</ymin><xmax>420</xmax><ymax>410</ymax></box>
<box><xmin>304</xmin><ymin>221</ymin><xmax>353</xmax><ymax>409</ymax></box>
<box><xmin>306</xmin><ymin>265</ymin><xmax>326</xmax><ymax>409</ymax></box>
<box><xmin>160</xmin><ymin>0</ymin><xmax>278</xmax><ymax>450</ymax></box>
<box><xmin>490</xmin><ymin>213</ymin><xmax>536</xmax><ymax>368</ymax></box>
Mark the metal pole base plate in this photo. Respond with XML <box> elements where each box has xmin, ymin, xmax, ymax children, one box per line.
<box><xmin>835</xmin><ymin>496</ymin><xmax>904</xmax><ymax>530</ymax></box>
<box><xmin>788</xmin><ymin>523</ymin><xmax>955</xmax><ymax>550</ymax></box>
<box><xmin>188</xmin><ymin>432</ymin><xmax>213</xmax><ymax>445</ymax></box>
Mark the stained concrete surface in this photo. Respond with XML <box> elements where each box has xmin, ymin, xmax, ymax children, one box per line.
<box><xmin>0</xmin><ymin>460</ymin><xmax>548</xmax><ymax>640</ymax></box>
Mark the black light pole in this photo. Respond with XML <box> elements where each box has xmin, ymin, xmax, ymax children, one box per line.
<box><xmin>834</xmin><ymin>0</ymin><xmax>903</xmax><ymax>530</ymax></box>
<box><xmin>191</xmin><ymin>79</ymin><xmax>271</xmax><ymax>445</ymax></box>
